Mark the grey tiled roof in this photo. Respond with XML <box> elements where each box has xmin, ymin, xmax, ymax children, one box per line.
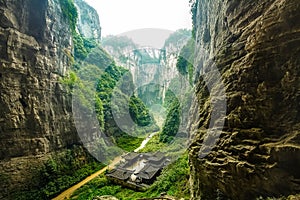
<box><xmin>108</xmin><ymin>151</ymin><xmax>168</xmax><ymax>184</ymax></box>
<box><xmin>106</xmin><ymin>168</ymin><xmax>132</xmax><ymax>180</ymax></box>
<box><xmin>122</xmin><ymin>152</ymin><xmax>139</xmax><ymax>160</ymax></box>
<box><xmin>146</xmin><ymin>151</ymin><xmax>166</xmax><ymax>162</ymax></box>
<box><xmin>135</xmin><ymin>165</ymin><xmax>161</xmax><ymax>179</ymax></box>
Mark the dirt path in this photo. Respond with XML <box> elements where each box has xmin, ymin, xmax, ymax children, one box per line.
<box><xmin>52</xmin><ymin>132</ymin><xmax>158</xmax><ymax>200</ymax></box>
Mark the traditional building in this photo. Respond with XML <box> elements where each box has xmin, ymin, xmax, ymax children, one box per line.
<box><xmin>106</xmin><ymin>151</ymin><xmax>170</xmax><ymax>190</ymax></box>
<box><xmin>135</xmin><ymin>164</ymin><xmax>162</xmax><ymax>185</ymax></box>
<box><xmin>105</xmin><ymin>168</ymin><xmax>132</xmax><ymax>184</ymax></box>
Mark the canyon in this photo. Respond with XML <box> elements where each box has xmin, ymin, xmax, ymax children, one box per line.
<box><xmin>0</xmin><ymin>0</ymin><xmax>299</xmax><ymax>199</ymax></box>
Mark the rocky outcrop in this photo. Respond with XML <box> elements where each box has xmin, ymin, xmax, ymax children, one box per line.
<box><xmin>189</xmin><ymin>0</ymin><xmax>300</xmax><ymax>199</ymax></box>
<box><xmin>74</xmin><ymin>0</ymin><xmax>101</xmax><ymax>42</ymax></box>
<box><xmin>0</xmin><ymin>0</ymin><xmax>78</xmax><ymax>198</ymax></box>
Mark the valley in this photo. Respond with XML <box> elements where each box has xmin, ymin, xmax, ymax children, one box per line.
<box><xmin>0</xmin><ymin>0</ymin><xmax>299</xmax><ymax>200</ymax></box>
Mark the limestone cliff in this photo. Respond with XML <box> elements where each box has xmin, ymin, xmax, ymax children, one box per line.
<box><xmin>0</xmin><ymin>0</ymin><xmax>78</xmax><ymax>198</ymax></box>
<box><xmin>102</xmin><ymin>32</ymin><xmax>190</xmax><ymax>107</ymax></box>
<box><xmin>189</xmin><ymin>0</ymin><xmax>300</xmax><ymax>199</ymax></box>
<box><xmin>74</xmin><ymin>0</ymin><xmax>101</xmax><ymax>42</ymax></box>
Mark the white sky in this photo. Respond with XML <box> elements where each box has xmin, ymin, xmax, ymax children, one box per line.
<box><xmin>85</xmin><ymin>0</ymin><xmax>192</xmax><ymax>36</ymax></box>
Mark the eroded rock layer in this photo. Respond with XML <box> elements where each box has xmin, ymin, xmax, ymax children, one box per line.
<box><xmin>0</xmin><ymin>0</ymin><xmax>78</xmax><ymax>197</ymax></box>
<box><xmin>189</xmin><ymin>0</ymin><xmax>300</xmax><ymax>199</ymax></box>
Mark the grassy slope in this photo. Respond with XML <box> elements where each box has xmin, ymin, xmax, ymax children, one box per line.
<box><xmin>70</xmin><ymin>132</ymin><xmax>190</xmax><ymax>200</ymax></box>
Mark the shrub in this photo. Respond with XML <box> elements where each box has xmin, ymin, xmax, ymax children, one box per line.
<box><xmin>160</xmin><ymin>100</ymin><xmax>181</xmax><ymax>143</ymax></box>
<box><xmin>59</xmin><ymin>0</ymin><xmax>78</xmax><ymax>33</ymax></box>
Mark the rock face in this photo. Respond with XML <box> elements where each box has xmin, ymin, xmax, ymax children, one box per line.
<box><xmin>127</xmin><ymin>47</ymin><xmax>177</xmax><ymax>106</ymax></box>
<box><xmin>0</xmin><ymin>0</ymin><xmax>78</xmax><ymax>198</ymax></box>
<box><xmin>189</xmin><ymin>0</ymin><xmax>300</xmax><ymax>199</ymax></box>
<box><xmin>74</xmin><ymin>0</ymin><xmax>101</xmax><ymax>42</ymax></box>
<box><xmin>102</xmin><ymin>34</ymin><xmax>189</xmax><ymax>107</ymax></box>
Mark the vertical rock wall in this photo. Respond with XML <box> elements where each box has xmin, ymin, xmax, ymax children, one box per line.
<box><xmin>128</xmin><ymin>48</ymin><xmax>178</xmax><ymax>105</ymax></box>
<box><xmin>102</xmin><ymin>33</ymin><xmax>189</xmax><ymax>107</ymax></box>
<box><xmin>74</xmin><ymin>0</ymin><xmax>101</xmax><ymax>42</ymax></box>
<box><xmin>0</xmin><ymin>0</ymin><xmax>78</xmax><ymax>197</ymax></box>
<box><xmin>189</xmin><ymin>0</ymin><xmax>300</xmax><ymax>199</ymax></box>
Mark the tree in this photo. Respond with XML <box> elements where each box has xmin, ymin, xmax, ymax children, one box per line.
<box><xmin>160</xmin><ymin>100</ymin><xmax>181</xmax><ymax>143</ymax></box>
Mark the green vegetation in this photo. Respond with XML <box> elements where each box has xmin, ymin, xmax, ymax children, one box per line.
<box><xmin>176</xmin><ymin>39</ymin><xmax>195</xmax><ymax>84</ymax></box>
<box><xmin>60</xmin><ymin>70</ymin><xmax>78</xmax><ymax>90</ymax></box>
<box><xmin>139</xmin><ymin>130</ymin><xmax>187</xmax><ymax>159</ymax></box>
<box><xmin>160</xmin><ymin>100</ymin><xmax>181</xmax><ymax>143</ymax></box>
<box><xmin>102</xmin><ymin>35</ymin><xmax>137</xmax><ymax>50</ymax></box>
<box><xmin>163</xmin><ymin>87</ymin><xmax>178</xmax><ymax>109</ymax></box>
<box><xmin>116</xmin><ymin>135</ymin><xmax>144</xmax><ymax>152</ymax></box>
<box><xmin>61</xmin><ymin>56</ymin><xmax>156</xmax><ymax>153</ymax></box>
<box><xmin>58</xmin><ymin>0</ymin><xmax>158</xmax><ymax>142</ymax></box>
<box><xmin>164</xmin><ymin>29</ymin><xmax>191</xmax><ymax>48</ymax></box>
<box><xmin>59</xmin><ymin>0</ymin><xmax>98</xmax><ymax>60</ymax></box>
<box><xmin>60</xmin><ymin>66</ymin><xmax>105</xmax><ymax>130</ymax></box>
<box><xmin>148</xmin><ymin>153</ymin><xmax>189</xmax><ymax>198</ymax></box>
<box><xmin>96</xmin><ymin>63</ymin><xmax>158</xmax><ymax>141</ymax></box>
<box><xmin>84</xmin><ymin>45</ymin><xmax>113</xmax><ymax>69</ymax></box>
<box><xmin>102</xmin><ymin>35</ymin><xmax>137</xmax><ymax>64</ymax></box>
<box><xmin>159</xmin><ymin>75</ymin><xmax>188</xmax><ymax>144</ymax></box>
<box><xmin>56</xmin><ymin>2</ymin><xmax>192</xmax><ymax>200</ymax></box>
<box><xmin>189</xmin><ymin>0</ymin><xmax>198</xmax><ymax>38</ymax></box>
<box><xmin>137</xmin><ymin>83</ymin><xmax>163</xmax><ymax>107</ymax></box>
<box><xmin>73</xmin><ymin>33</ymin><xmax>88</xmax><ymax>60</ymax></box>
<box><xmin>95</xmin><ymin>95</ymin><xmax>105</xmax><ymax>127</ymax></box>
<box><xmin>12</xmin><ymin>147</ymin><xmax>105</xmax><ymax>200</ymax></box>
<box><xmin>70</xmin><ymin>153</ymin><xmax>190</xmax><ymax>200</ymax></box>
<box><xmin>70</xmin><ymin>175</ymin><xmax>121</xmax><ymax>200</ymax></box>
<box><xmin>59</xmin><ymin>0</ymin><xmax>77</xmax><ymax>33</ymax></box>
<box><xmin>133</xmin><ymin>49</ymin><xmax>162</xmax><ymax>64</ymax></box>
<box><xmin>96</xmin><ymin>64</ymin><xmax>128</xmax><ymax>109</ymax></box>
<box><xmin>138</xmin><ymin>134</ymin><xmax>166</xmax><ymax>153</ymax></box>
<box><xmin>129</xmin><ymin>95</ymin><xmax>153</xmax><ymax>126</ymax></box>
<box><xmin>73</xmin><ymin>33</ymin><xmax>98</xmax><ymax>60</ymax></box>
<box><xmin>96</xmin><ymin>64</ymin><xmax>129</xmax><ymax>137</ymax></box>
<box><xmin>39</xmin><ymin>158</ymin><xmax>104</xmax><ymax>198</ymax></box>
<box><xmin>61</xmin><ymin>45</ymin><xmax>157</xmax><ymax>154</ymax></box>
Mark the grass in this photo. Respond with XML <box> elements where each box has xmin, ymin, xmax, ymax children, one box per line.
<box><xmin>138</xmin><ymin>134</ymin><xmax>166</xmax><ymax>152</ymax></box>
<box><xmin>116</xmin><ymin>135</ymin><xmax>144</xmax><ymax>152</ymax></box>
<box><xmin>69</xmin><ymin>134</ymin><xmax>190</xmax><ymax>200</ymax></box>
<box><xmin>139</xmin><ymin>133</ymin><xmax>188</xmax><ymax>159</ymax></box>
<box><xmin>70</xmin><ymin>153</ymin><xmax>190</xmax><ymax>200</ymax></box>
<box><xmin>11</xmin><ymin>147</ymin><xmax>106</xmax><ymax>200</ymax></box>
